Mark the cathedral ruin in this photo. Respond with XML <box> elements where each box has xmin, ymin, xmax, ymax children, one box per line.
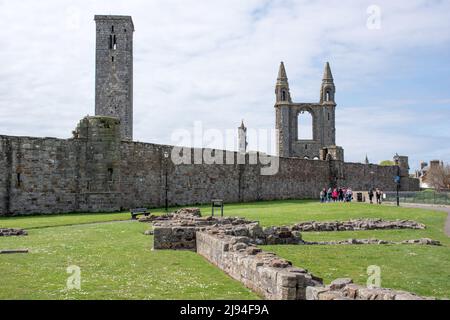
<box><xmin>0</xmin><ymin>15</ymin><xmax>419</xmax><ymax>216</ymax></box>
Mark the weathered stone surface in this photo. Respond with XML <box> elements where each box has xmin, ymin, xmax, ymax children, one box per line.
<box><xmin>307</xmin><ymin>281</ymin><xmax>434</xmax><ymax>300</ymax></box>
<box><xmin>0</xmin><ymin>228</ymin><xmax>27</xmax><ymax>237</ymax></box>
<box><xmin>303</xmin><ymin>238</ymin><xmax>441</xmax><ymax>246</ymax></box>
<box><xmin>153</xmin><ymin>226</ymin><xmax>196</xmax><ymax>250</ymax></box>
<box><xmin>175</xmin><ymin>208</ymin><xmax>202</xmax><ymax>217</ymax></box>
<box><xmin>196</xmin><ymin>231</ymin><xmax>323</xmax><ymax>300</ymax></box>
<box><xmin>95</xmin><ymin>15</ymin><xmax>134</xmax><ymax>141</ymax></box>
<box><xmin>292</xmin><ymin>219</ymin><xmax>426</xmax><ymax>232</ymax></box>
<box><xmin>263</xmin><ymin>226</ymin><xmax>302</xmax><ymax>245</ymax></box>
<box><xmin>330</xmin><ymin>278</ymin><xmax>353</xmax><ymax>290</ymax></box>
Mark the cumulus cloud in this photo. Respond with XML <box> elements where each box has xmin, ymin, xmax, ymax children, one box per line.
<box><xmin>0</xmin><ymin>0</ymin><xmax>449</xmax><ymax>170</ymax></box>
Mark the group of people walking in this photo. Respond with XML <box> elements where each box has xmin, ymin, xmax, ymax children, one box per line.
<box><xmin>320</xmin><ymin>187</ymin><xmax>354</xmax><ymax>203</ymax></box>
<box><xmin>368</xmin><ymin>188</ymin><xmax>384</xmax><ymax>205</ymax></box>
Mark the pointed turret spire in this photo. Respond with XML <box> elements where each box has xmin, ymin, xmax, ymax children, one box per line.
<box><xmin>323</xmin><ymin>62</ymin><xmax>334</xmax><ymax>81</ymax></box>
<box><xmin>278</xmin><ymin>62</ymin><xmax>288</xmax><ymax>82</ymax></box>
<box><xmin>275</xmin><ymin>62</ymin><xmax>292</xmax><ymax>103</ymax></box>
<box><xmin>240</xmin><ymin>119</ymin><xmax>246</xmax><ymax>129</ymax></box>
<box><xmin>320</xmin><ymin>61</ymin><xmax>336</xmax><ymax>104</ymax></box>
<box><xmin>365</xmin><ymin>154</ymin><xmax>370</xmax><ymax>165</ymax></box>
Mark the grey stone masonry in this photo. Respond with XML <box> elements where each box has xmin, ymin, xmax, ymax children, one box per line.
<box><xmin>0</xmin><ymin>228</ymin><xmax>27</xmax><ymax>237</ymax></box>
<box><xmin>306</xmin><ymin>279</ymin><xmax>434</xmax><ymax>300</ymax></box>
<box><xmin>196</xmin><ymin>231</ymin><xmax>323</xmax><ymax>300</ymax></box>
<box><xmin>275</xmin><ymin>62</ymin><xmax>343</xmax><ymax>161</ymax></box>
<box><xmin>292</xmin><ymin>219</ymin><xmax>426</xmax><ymax>232</ymax></box>
<box><xmin>95</xmin><ymin>15</ymin><xmax>134</xmax><ymax>141</ymax></box>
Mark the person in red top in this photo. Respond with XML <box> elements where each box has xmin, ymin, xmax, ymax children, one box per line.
<box><xmin>332</xmin><ymin>188</ymin><xmax>339</xmax><ymax>202</ymax></box>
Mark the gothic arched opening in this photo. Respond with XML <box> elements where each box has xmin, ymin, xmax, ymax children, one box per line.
<box><xmin>298</xmin><ymin>111</ymin><xmax>313</xmax><ymax>140</ymax></box>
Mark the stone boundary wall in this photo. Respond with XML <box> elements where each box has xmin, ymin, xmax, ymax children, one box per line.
<box><xmin>196</xmin><ymin>231</ymin><xmax>323</xmax><ymax>300</ymax></box>
<box><xmin>0</xmin><ymin>126</ymin><xmax>420</xmax><ymax>215</ymax></box>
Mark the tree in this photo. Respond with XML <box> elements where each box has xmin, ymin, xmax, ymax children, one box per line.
<box><xmin>379</xmin><ymin>160</ymin><xmax>395</xmax><ymax>166</ymax></box>
<box><xmin>426</xmin><ymin>163</ymin><xmax>450</xmax><ymax>191</ymax></box>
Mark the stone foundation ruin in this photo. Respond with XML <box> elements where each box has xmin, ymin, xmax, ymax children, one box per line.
<box><xmin>148</xmin><ymin>208</ymin><xmax>436</xmax><ymax>300</ymax></box>
<box><xmin>0</xmin><ymin>228</ymin><xmax>27</xmax><ymax>237</ymax></box>
<box><xmin>292</xmin><ymin>219</ymin><xmax>426</xmax><ymax>232</ymax></box>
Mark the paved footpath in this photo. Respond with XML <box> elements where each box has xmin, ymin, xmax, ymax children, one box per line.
<box><xmin>391</xmin><ymin>203</ymin><xmax>450</xmax><ymax>237</ymax></box>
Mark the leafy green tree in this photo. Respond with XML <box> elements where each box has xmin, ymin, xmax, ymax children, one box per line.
<box><xmin>379</xmin><ymin>160</ymin><xmax>395</xmax><ymax>166</ymax></box>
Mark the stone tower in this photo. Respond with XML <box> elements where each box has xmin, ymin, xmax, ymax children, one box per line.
<box><xmin>275</xmin><ymin>62</ymin><xmax>343</xmax><ymax>161</ymax></box>
<box><xmin>95</xmin><ymin>15</ymin><xmax>134</xmax><ymax>141</ymax></box>
<box><xmin>238</xmin><ymin>120</ymin><xmax>248</xmax><ymax>154</ymax></box>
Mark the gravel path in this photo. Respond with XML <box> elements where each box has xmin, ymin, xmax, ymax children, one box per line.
<box><xmin>393</xmin><ymin>203</ymin><xmax>450</xmax><ymax>237</ymax></box>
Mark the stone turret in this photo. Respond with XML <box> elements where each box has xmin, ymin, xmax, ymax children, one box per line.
<box><xmin>238</xmin><ymin>120</ymin><xmax>248</xmax><ymax>154</ymax></box>
<box><xmin>320</xmin><ymin>62</ymin><xmax>336</xmax><ymax>105</ymax></box>
<box><xmin>275</xmin><ymin>62</ymin><xmax>292</xmax><ymax>104</ymax></box>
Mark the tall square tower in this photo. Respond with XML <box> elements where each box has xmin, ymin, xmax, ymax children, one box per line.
<box><xmin>94</xmin><ymin>15</ymin><xmax>134</xmax><ymax>141</ymax></box>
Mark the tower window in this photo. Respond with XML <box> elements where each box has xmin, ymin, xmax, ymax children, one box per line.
<box><xmin>113</xmin><ymin>35</ymin><xmax>117</xmax><ymax>50</ymax></box>
<box><xmin>298</xmin><ymin>111</ymin><xmax>313</xmax><ymax>140</ymax></box>
<box><xmin>112</xmin><ymin>56</ymin><xmax>114</xmax><ymax>62</ymax></box>
<box><xmin>111</xmin><ymin>26</ymin><xmax>114</xmax><ymax>33</ymax></box>
<box><xmin>328</xmin><ymin>113</ymin><xmax>330</xmax><ymax>121</ymax></box>
<box><xmin>108</xmin><ymin>168</ymin><xmax>114</xmax><ymax>182</ymax></box>
<box><xmin>326</xmin><ymin>91</ymin><xmax>331</xmax><ymax>101</ymax></box>
<box><xmin>281</xmin><ymin>90</ymin><xmax>286</xmax><ymax>101</ymax></box>
<box><xmin>17</xmin><ymin>173</ymin><xmax>21</xmax><ymax>187</ymax></box>
<box><xmin>109</xmin><ymin>35</ymin><xmax>113</xmax><ymax>49</ymax></box>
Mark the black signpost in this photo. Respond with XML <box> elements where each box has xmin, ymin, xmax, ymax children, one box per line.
<box><xmin>211</xmin><ymin>199</ymin><xmax>224</xmax><ymax>217</ymax></box>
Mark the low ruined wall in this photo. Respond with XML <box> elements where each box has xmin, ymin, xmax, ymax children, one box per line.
<box><xmin>150</xmin><ymin>209</ymin><xmax>436</xmax><ymax>300</ymax></box>
<box><xmin>0</xmin><ymin>228</ymin><xmax>27</xmax><ymax>237</ymax></box>
<box><xmin>196</xmin><ymin>231</ymin><xmax>322</xmax><ymax>300</ymax></box>
<box><xmin>306</xmin><ymin>278</ymin><xmax>432</xmax><ymax>300</ymax></box>
<box><xmin>292</xmin><ymin>219</ymin><xmax>426</xmax><ymax>232</ymax></box>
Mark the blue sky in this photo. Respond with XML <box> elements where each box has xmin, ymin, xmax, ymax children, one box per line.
<box><xmin>0</xmin><ymin>0</ymin><xmax>449</xmax><ymax>171</ymax></box>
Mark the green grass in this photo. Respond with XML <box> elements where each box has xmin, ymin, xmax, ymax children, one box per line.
<box><xmin>1</xmin><ymin>200</ymin><xmax>449</xmax><ymax>299</ymax></box>
<box><xmin>0</xmin><ymin>221</ymin><xmax>257</xmax><ymax>300</ymax></box>
<box><xmin>0</xmin><ymin>212</ymin><xmax>131</xmax><ymax>230</ymax></box>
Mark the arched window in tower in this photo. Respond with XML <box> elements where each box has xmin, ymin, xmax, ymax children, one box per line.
<box><xmin>326</xmin><ymin>90</ymin><xmax>331</xmax><ymax>102</ymax></box>
<box><xmin>113</xmin><ymin>35</ymin><xmax>117</xmax><ymax>50</ymax></box>
<box><xmin>298</xmin><ymin>111</ymin><xmax>313</xmax><ymax>140</ymax></box>
<box><xmin>281</xmin><ymin>90</ymin><xmax>287</xmax><ymax>101</ymax></box>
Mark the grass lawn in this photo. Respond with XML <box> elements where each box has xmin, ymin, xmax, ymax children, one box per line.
<box><xmin>0</xmin><ymin>221</ymin><xmax>257</xmax><ymax>300</ymax></box>
<box><xmin>1</xmin><ymin>200</ymin><xmax>449</xmax><ymax>299</ymax></box>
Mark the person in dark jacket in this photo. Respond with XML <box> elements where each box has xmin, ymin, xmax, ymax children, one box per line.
<box><xmin>368</xmin><ymin>188</ymin><xmax>374</xmax><ymax>204</ymax></box>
